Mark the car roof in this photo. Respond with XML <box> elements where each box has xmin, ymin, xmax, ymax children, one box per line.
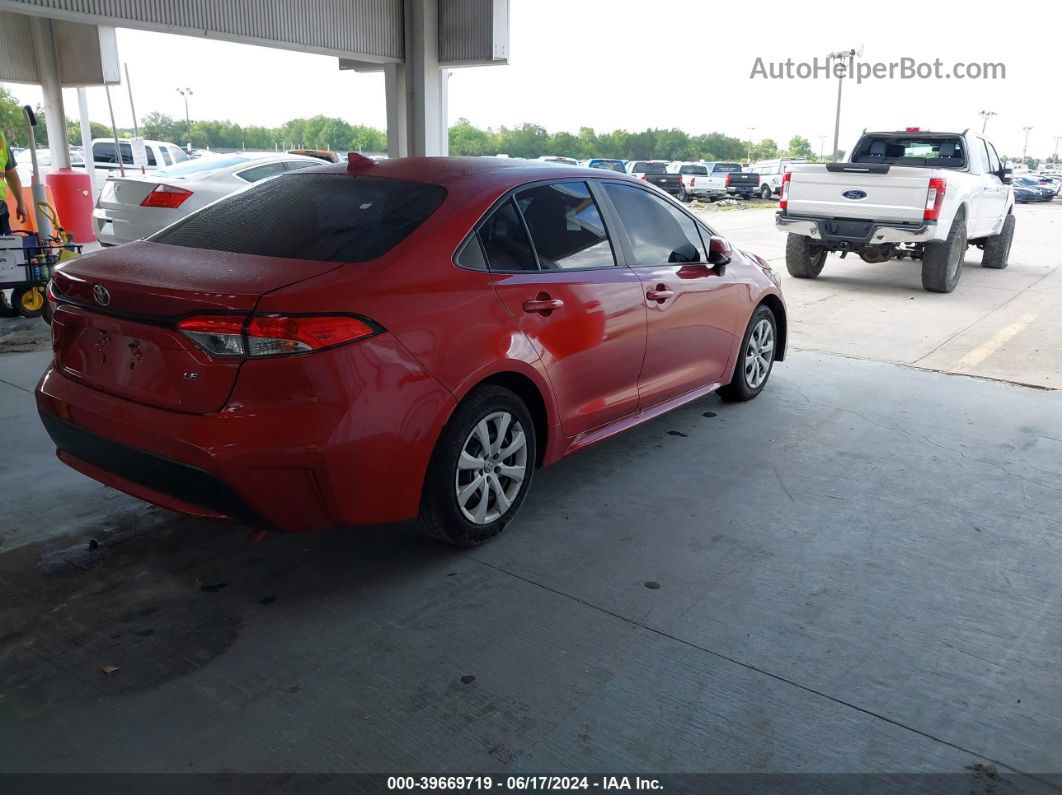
<box><xmin>298</xmin><ymin>156</ymin><xmax>644</xmax><ymax>190</ymax></box>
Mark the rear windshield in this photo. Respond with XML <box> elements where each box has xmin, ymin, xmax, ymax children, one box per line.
<box><xmin>153</xmin><ymin>156</ymin><xmax>251</xmax><ymax>177</ymax></box>
<box><xmin>634</xmin><ymin>162</ymin><xmax>668</xmax><ymax>174</ymax></box>
<box><xmin>679</xmin><ymin>165</ymin><xmax>708</xmax><ymax>175</ymax></box>
<box><xmin>150</xmin><ymin>173</ymin><xmax>447</xmax><ymax>263</ymax></box>
<box><xmin>851</xmin><ymin>136</ymin><xmax>967</xmax><ymax>168</ymax></box>
<box><xmin>712</xmin><ymin>163</ymin><xmax>742</xmax><ymax>173</ymax></box>
<box><xmin>588</xmin><ymin>160</ymin><xmax>625</xmax><ymax>173</ymax></box>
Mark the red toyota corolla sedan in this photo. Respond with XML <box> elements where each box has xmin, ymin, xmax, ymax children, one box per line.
<box><xmin>36</xmin><ymin>156</ymin><xmax>786</xmax><ymax>546</ymax></box>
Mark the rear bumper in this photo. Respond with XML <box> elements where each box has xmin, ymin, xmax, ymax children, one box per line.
<box><xmin>776</xmin><ymin>212</ymin><xmax>938</xmax><ymax>246</ymax></box>
<box><xmin>35</xmin><ymin>334</ymin><xmax>456</xmax><ymax>531</ymax></box>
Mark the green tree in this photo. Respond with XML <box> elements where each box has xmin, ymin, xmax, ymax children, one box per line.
<box><xmin>0</xmin><ymin>87</ymin><xmax>30</xmax><ymax>147</ymax></box>
<box><xmin>449</xmin><ymin>118</ymin><xmax>494</xmax><ymax>155</ymax></box>
<box><xmin>787</xmin><ymin>135</ymin><xmax>814</xmax><ymax>159</ymax></box>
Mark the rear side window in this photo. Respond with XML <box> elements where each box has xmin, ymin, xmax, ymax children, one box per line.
<box><xmin>150</xmin><ymin>173</ymin><xmax>447</xmax><ymax>263</ymax></box>
<box><xmin>479</xmin><ymin>199</ymin><xmax>537</xmax><ymax>271</ymax></box>
<box><xmin>515</xmin><ymin>182</ymin><xmax>615</xmax><ymax>270</ymax></box>
<box><xmin>160</xmin><ymin>148</ymin><xmax>173</xmax><ymax>166</ymax></box>
<box><xmin>603</xmin><ymin>183</ymin><xmax>705</xmax><ymax>265</ymax></box>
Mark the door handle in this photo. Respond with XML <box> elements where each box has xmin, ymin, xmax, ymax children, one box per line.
<box><xmin>646</xmin><ymin>285</ymin><xmax>675</xmax><ymax>303</ymax></box>
<box><xmin>522</xmin><ymin>294</ymin><xmax>565</xmax><ymax>315</ymax></box>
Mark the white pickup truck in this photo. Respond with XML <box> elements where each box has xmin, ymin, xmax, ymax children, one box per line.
<box><xmin>776</xmin><ymin>129</ymin><xmax>1015</xmax><ymax>292</ymax></box>
<box><xmin>668</xmin><ymin>161</ymin><xmax>760</xmax><ymax>202</ymax></box>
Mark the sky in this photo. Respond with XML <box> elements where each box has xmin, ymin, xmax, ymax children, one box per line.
<box><xmin>3</xmin><ymin>0</ymin><xmax>1059</xmax><ymax>159</ymax></box>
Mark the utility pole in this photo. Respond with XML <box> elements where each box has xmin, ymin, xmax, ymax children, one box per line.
<box><xmin>818</xmin><ymin>135</ymin><xmax>826</xmax><ymax>161</ymax></box>
<box><xmin>746</xmin><ymin>127</ymin><xmax>756</xmax><ymax>165</ymax></box>
<box><xmin>828</xmin><ymin>47</ymin><xmax>860</xmax><ymax>161</ymax></box>
<box><xmin>1022</xmin><ymin>126</ymin><xmax>1033</xmax><ymax>167</ymax></box>
<box><xmin>1052</xmin><ymin>136</ymin><xmax>1061</xmax><ymax>166</ymax></box>
<box><xmin>177</xmin><ymin>87</ymin><xmax>193</xmax><ymax>151</ymax></box>
<box><xmin>978</xmin><ymin>110</ymin><xmax>996</xmax><ymax>133</ymax></box>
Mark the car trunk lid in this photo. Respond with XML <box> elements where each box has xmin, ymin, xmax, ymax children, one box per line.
<box><xmin>786</xmin><ymin>163</ymin><xmax>932</xmax><ymax>222</ymax></box>
<box><xmin>50</xmin><ymin>241</ymin><xmax>340</xmax><ymax>413</ymax></box>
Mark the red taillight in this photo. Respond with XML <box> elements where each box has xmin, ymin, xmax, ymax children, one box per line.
<box><xmin>779</xmin><ymin>171</ymin><xmax>793</xmax><ymax>210</ymax></box>
<box><xmin>905</xmin><ymin>127</ymin><xmax>921</xmax><ymax>132</ymax></box>
<box><xmin>178</xmin><ymin>314</ymin><xmax>378</xmax><ymax>358</ymax></box>
<box><xmin>924</xmin><ymin>177</ymin><xmax>947</xmax><ymax>221</ymax></box>
<box><xmin>140</xmin><ymin>184</ymin><xmax>193</xmax><ymax>209</ymax></box>
<box><xmin>725</xmin><ymin>173</ymin><xmax>733</xmax><ymax>187</ymax></box>
<box><xmin>690</xmin><ymin>177</ymin><xmax>696</xmax><ymax>186</ymax></box>
<box><xmin>640</xmin><ymin>173</ymin><xmax>649</xmax><ymax>180</ymax></box>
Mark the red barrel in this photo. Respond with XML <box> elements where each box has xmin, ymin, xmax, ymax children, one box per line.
<box><xmin>45</xmin><ymin>169</ymin><xmax>95</xmax><ymax>242</ymax></box>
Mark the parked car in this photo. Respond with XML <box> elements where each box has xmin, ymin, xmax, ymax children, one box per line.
<box><xmin>778</xmin><ymin>129</ymin><xmax>1015</xmax><ymax>293</ymax></box>
<box><xmin>1012</xmin><ymin>175</ymin><xmax>1055</xmax><ymax>200</ymax></box>
<box><xmin>750</xmin><ymin>158</ymin><xmax>807</xmax><ymax>200</ymax></box>
<box><xmin>579</xmin><ymin>158</ymin><xmax>626</xmax><ymax>173</ymax></box>
<box><xmin>288</xmin><ymin>148</ymin><xmax>340</xmax><ymax>163</ymax></box>
<box><xmin>93</xmin><ymin>152</ymin><xmax>321</xmax><ymax>246</ymax></box>
<box><xmin>667</xmin><ymin>161</ymin><xmax>759</xmax><ymax>201</ymax></box>
<box><xmin>38</xmin><ymin>157</ymin><xmax>786</xmax><ymax>546</ymax></box>
<box><xmin>91</xmin><ymin>138</ymin><xmax>189</xmax><ymax>173</ymax></box>
<box><xmin>625</xmin><ymin>160</ymin><xmax>683</xmax><ymax>197</ymax></box>
<box><xmin>1012</xmin><ymin>184</ymin><xmax>1040</xmax><ymax>203</ymax></box>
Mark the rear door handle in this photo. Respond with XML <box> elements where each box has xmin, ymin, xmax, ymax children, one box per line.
<box><xmin>523</xmin><ymin>295</ymin><xmax>565</xmax><ymax>314</ymax></box>
<box><xmin>646</xmin><ymin>286</ymin><xmax>675</xmax><ymax>303</ymax></box>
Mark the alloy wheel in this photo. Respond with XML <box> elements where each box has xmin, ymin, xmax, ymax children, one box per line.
<box><xmin>743</xmin><ymin>318</ymin><xmax>775</xmax><ymax>389</ymax></box>
<box><xmin>455</xmin><ymin>411</ymin><xmax>528</xmax><ymax>525</ymax></box>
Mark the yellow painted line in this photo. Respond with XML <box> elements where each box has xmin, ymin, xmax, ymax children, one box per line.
<box><xmin>955</xmin><ymin>312</ymin><xmax>1039</xmax><ymax>370</ymax></box>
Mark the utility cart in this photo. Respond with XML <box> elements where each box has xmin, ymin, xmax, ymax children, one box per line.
<box><xmin>1</xmin><ymin>231</ymin><xmax>81</xmax><ymax>320</ymax></box>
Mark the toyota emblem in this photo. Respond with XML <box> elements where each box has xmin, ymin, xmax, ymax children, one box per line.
<box><xmin>92</xmin><ymin>284</ymin><xmax>111</xmax><ymax>306</ymax></box>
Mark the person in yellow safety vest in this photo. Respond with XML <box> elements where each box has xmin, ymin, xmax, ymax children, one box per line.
<box><xmin>1</xmin><ymin>132</ymin><xmax>28</xmax><ymax>235</ymax></box>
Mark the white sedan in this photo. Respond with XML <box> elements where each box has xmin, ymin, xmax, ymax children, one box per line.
<box><xmin>92</xmin><ymin>152</ymin><xmax>321</xmax><ymax>246</ymax></box>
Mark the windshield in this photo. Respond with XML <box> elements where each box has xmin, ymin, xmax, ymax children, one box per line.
<box><xmin>150</xmin><ymin>173</ymin><xmax>447</xmax><ymax>263</ymax></box>
<box><xmin>634</xmin><ymin>162</ymin><xmax>668</xmax><ymax>174</ymax></box>
<box><xmin>679</xmin><ymin>165</ymin><xmax>708</xmax><ymax>175</ymax></box>
<box><xmin>712</xmin><ymin>164</ymin><xmax>742</xmax><ymax>173</ymax></box>
<box><xmin>588</xmin><ymin>160</ymin><xmax>625</xmax><ymax>173</ymax></box>
<box><xmin>851</xmin><ymin>135</ymin><xmax>967</xmax><ymax>167</ymax></box>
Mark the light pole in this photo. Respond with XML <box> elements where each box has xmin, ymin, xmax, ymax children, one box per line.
<box><xmin>177</xmin><ymin>87</ymin><xmax>193</xmax><ymax>151</ymax></box>
<box><xmin>828</xmin><ymin>47</ymin><xmax>860</xmax><ymax>161</ymax></box>
<box><xmin>1022</xmin><ymin>126</ymin><xmax>1033</xmax><ymax>167</ymax></box>
<box><xmin>746</xmin><ymin>127</ymin><xmax>756</xmax><ymax>165</ymax></box>
<box><xmin>978</xmin><ymin>110</ymin><xmax>996</xmax><ymax>133</ymax></box>
<box><xmin>818</xmin><ymin>135</ymin><xmax>826</xmax><ymax>161</ymax></box>
<box><xmin>1053</xmin><ymin>136</ymin><xmax>1061</xmax><ymax>166</ymax></box>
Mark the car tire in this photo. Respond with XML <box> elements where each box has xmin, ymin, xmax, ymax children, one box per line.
<box><xmin>417</xmin><ymin>385</ymin><xmax>536</xmax><ymax>547</ymax></box>
<box><xmin>785</xmin><ymin>233</ymin><xmax>827</xmax><ymax>278</ymax></box>
<box><xmin>719</xmin><ymin>305</ymin><xmax>777</xmax><ymax>402</ymax></box>
<box><xmin>760</xmin><ymin>185</ymin><xmax>772</xmax><ymax>200</ymax></box>
<box><xmin>981</xmin><ymin>214</ymin><xmax>1015</xmax><ymax>270</ymax></box>
<box><xmin>921</xmin><ymin>210</ymin><xmax>967</xmax><ymax>293</ymax></box>
<box><xmin>11</xmin><ymin>286</ymin><xmax>45</xmax><ymax>318</ymax></box>
<box><xmin>680</xmin><ymin>188</ymin><xmax>690</xmax><ymax>203</ymax></box>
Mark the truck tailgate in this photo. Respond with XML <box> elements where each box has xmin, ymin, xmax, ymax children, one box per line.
<box><xmin>787</xmin><ymin>164</ymin><xmax>931</xmax><ymax>222</ymax></box>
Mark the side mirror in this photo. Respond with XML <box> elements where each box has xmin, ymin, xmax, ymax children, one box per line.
<box><xmin>1001</xmin><ymin>167</ymin><xmax>1013</xmax><ymax>185</ymax></box>
<box><xmin>708</xmin><ymin>236</ymin><xmax>732</xmax><ymax>267</ymax></box>
<box><xmin>668</xmin><ymin>241</ymin><xmax>700</xmax><ymax>264</ymax></box>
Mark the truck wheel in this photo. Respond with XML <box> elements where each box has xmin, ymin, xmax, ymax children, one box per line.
<box><xmin>760</xmin><ymin>185</ymin><xmax>772</xmax><ymax>200</ymax></box>
<box><xmin>417</xmin><ymin>385</ymin><xmax>536</xmax><ymax>547</ymax></box>
<box><xmin>921</xmin><ymin>211</ymin><xmax>967</xmax><ymax>293</ymax></box>
<box><xmin>680</xmin><ymin>188</ymin><xmax>691</xmax><ymax>203</ymax></box>
<box><xmin>785</xmin><ymin>234</ymin><xmax>827</xmax><ymax>278</ymax></box>
<box><xmin>981</xmin><ymin>214</ymin><xmax>1015</xmax><ymax>270</ymax></box>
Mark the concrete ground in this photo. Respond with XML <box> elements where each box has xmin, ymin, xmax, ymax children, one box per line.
<box><xmin>0</xmin><ymin>201</ymin><xmax>1061</xmax><ymax>782</ymax></box>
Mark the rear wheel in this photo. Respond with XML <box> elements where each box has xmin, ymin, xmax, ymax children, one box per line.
<box><xmin>981</xmin><ymin>214</ymin><xmax>1015</xmax><ymax>270</ymax></box>
<box><xmin>760</xmin><ymin>185</ymin><xmax>773</xmax><ymax>200</ymax></box>
<box><xmin>719</xmin><ymin>305</ymin><xmax>777</xmax><ymax>402</ymax></box>
<box><xmin>921</xmin><ymin>210</ymin><xmax>967</xmax><ymax>293</ymax></box>
<box><xmin>417</xmin><ymin>385</ymin><xmax>536</xmax><ymax>547</ymax></box>
<box><xmin>11</xmin><ymin>286</ymin><xmax>45</xmax><ymax>318</ymax></box>
<box><xmin>785</xmin><ymin>233</ymin><xmax>827</xmax><ymax>278</ymax></box>
<box><xmin>680</xmin><ymin>188</ymin><xmax>691</xmax><ymax>203</ymax></box>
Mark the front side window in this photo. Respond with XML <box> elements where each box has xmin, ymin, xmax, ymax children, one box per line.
<box><xmin>479</xmin><ymin>198</ymin><xmax>537</xmax><ymax>271</ymax></box>
<box><xmin>150</xmin><ymin>173</ymin><xmax>446</xmax><ymax>263</ymax></box>
<box><xmin>603</xmin><ymin>183</ymin><xmax>705</xmax><ymax>266</ymax></box>
<box><xmin>514</xmin><ymin>182</ymin><xmax>615</xmax><ymax>270</ymax></box>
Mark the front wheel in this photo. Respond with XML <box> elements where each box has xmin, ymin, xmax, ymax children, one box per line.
<box><xmin>417</xmin><ymin>385</ymin><xmax>536</xmax><ymax>546</ymax></box>
<box><xmin>981</xmin><ymin>214</ymin><xmax>1015</xmax><ymax>270</ymax></box>
<box><xmin>719</xmin><ymin>305</ymin><xmax>777</xmax><ymax>402</ymax></box>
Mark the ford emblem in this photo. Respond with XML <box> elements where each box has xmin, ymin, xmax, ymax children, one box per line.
<box><xmin>842</xmin><ymin>189</ymin><xmax>868</xmax><ymax>200</ymax></box>
<box><xmin>92</xmin><ymin>284</ymin><xmax>111</xmax><ymax>306</ymax></box>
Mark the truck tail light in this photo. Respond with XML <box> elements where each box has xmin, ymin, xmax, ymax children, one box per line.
<box><xmin>924</xmin><ymin>178</ymin><xmax>947</xmax><ymax>221</ymax></box>
<box><xmin>640</xmin><ymin>173</ymin><xmax>650</xmax><ymax>180</ymax></box>
<box><xmin>690</xmin><ymin>177</ymin><xmax>696</xmax><ymax>186</ymax></box>
<box><xmin>779</xmin><ymin>171</ymin><xmax>792</xmax><ymax>210</ymax></box>
<box><xmin>726</xmin><ymin>173</ymin><xmax>733</xmax><ymax>187</ymax></box>
<box><xmin>178</xmin><ymin>314</ymin><xmax>380</xmax><ymax>358</ymax></box>
<box><xmin>140</xmin><ymin>184</ymin><xmax>193</xmax><ymax>209</ymax></box>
